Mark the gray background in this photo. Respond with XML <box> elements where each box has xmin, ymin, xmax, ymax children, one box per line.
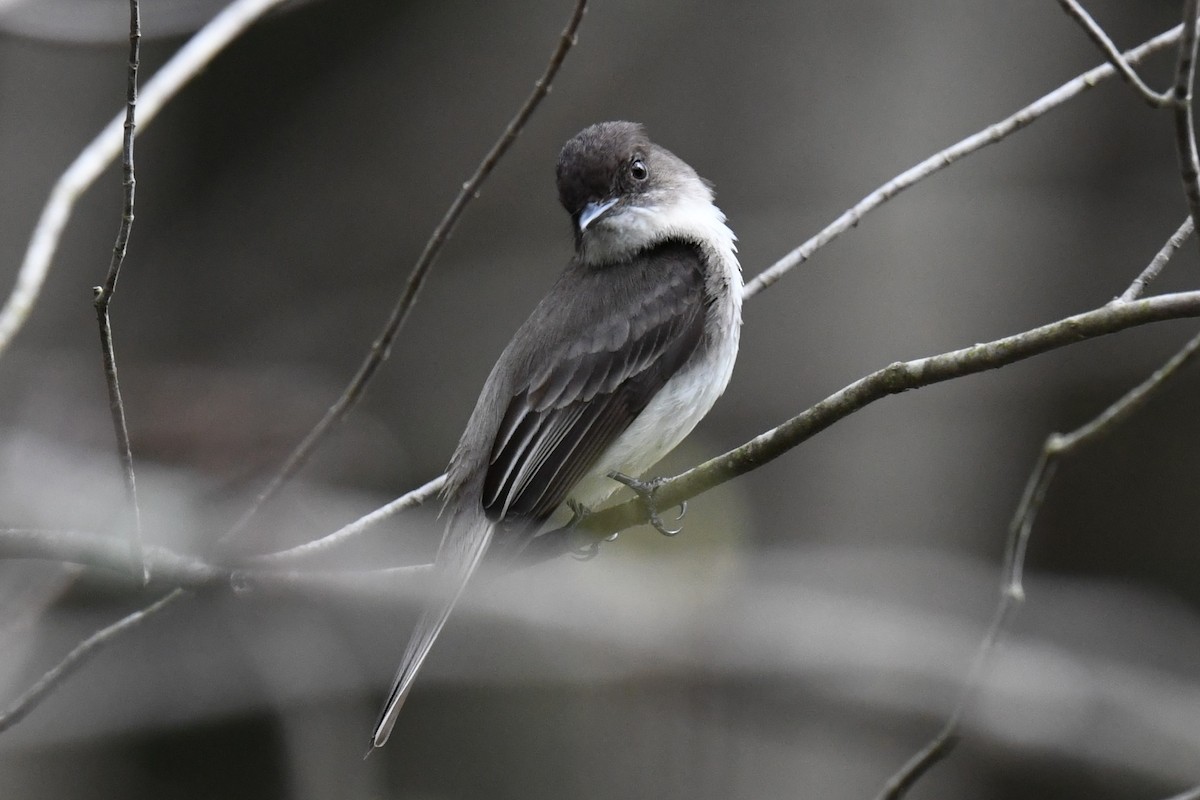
<box><xmin>0</xmin><ymin>1</ymin><xmax>1198</xmax><ymax>798</ymax></box>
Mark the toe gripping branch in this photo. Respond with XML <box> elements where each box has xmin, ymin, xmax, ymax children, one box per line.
<box><xmin>564</xmin><ymin>499</ymin><xmax>607</xmax><ymax>561</ymax></box>
<box><xmin>562</xmin><ymin>474</ymin><xmax>688</xmax><ymax>562</ymax></box>
<box><xmin>608</xmin><ymin>471</ymin><xmax>687</xmax><ymax>537</ymax></box>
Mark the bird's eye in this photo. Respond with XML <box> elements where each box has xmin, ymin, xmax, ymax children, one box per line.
<box><xmin>630</xmin><ymin>159</ymin><xmax>649</xmax><ymax>181</ymax></box>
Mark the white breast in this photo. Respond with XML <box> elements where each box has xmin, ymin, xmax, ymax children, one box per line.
<box><xmin>568</xmin><ymin>201</ymin><xmax>743</xmax><ymax>510</ymax></box>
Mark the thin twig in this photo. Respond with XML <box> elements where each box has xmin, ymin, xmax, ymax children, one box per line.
<box><xmin>221</xmin><ymin>0</ymin><xmax>591</xmax><ymax>545</ymax></box>
<box><xmin>0</xmin><ymin>0</ymin><xmax>295</xmax><ymax>358</ymax></box>
<box><xmin>1058</xmin><ymin>0</ymin><xmax>1172</xmax><ymax>106</ymax></box>
<box><xmin>1055</xmin><ymin>3</ymin><xmax>1200</xmax><ymax>268</ymax></box>
<box><xmin>1117</xmin><ymin>216</ymin><xmax>1193</xmax><ymax>302</ymax></box>
<box><xmin>0</xmin><ymin>589</ymin><xmax>184</xmax><ymax>735</ymax></box>
<box><xmin>875</xmin><ymin>326</ymin><xmax>1200</xmax><ymax>800</ymax></box>
<box><xmin>249</xmin><ymin>473</ymin><xmax>446</xmax><ymax>565</ymax></box>
<box><xmin>743</xmin><ymin>22</ymin><xmax>1189</xmax><ymax>298</ymax></box>
<box><xmin>93</xmin><ymin>0</ymin><xmax>145</xmax><ymax>583</ymax></box>
<box><xmin>1173</xmin><ymin>0</ymin><xmax>1200</xmax><ymax>250</ymax></box>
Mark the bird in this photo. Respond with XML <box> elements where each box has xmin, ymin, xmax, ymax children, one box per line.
<box><xmin>370</xmin><ymin>121</ymin><xmax>742</xmax><ymax>749</ymax></box>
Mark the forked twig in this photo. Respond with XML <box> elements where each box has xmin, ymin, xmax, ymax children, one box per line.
<box><xmin>874</xmin><ymin>213</ymin><xmax>1200</xmax><ymax>797</ymax></box>
<box><xmin>876</xmin><ymin>326</ymin><xmax>1200</xmax><ymax>800</ymax></box>
<box><xmin>1058</xmin><ymin>0</ymin><xmax>1172</xmax><ymax>106</ymax></box>
<box><xmin>93</xmin><ymin>0</ymin><xmax>145</xmax><ymax>583</ymax></box>
<box><xmin>1058</xmin><ymin>1</ymin><xmax>1200</xmax><ymax>264</ymax></box>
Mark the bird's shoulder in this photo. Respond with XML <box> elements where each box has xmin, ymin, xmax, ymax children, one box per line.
<box><xmin>503</xmin><ymin>239</ymin><xmax>708</xmax><ymax>391</ymax></box>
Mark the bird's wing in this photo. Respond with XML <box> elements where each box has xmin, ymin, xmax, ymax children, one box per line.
<box><xmin>481</xmin><ymin>242</ymin><xmax>707</xmax><ymax>525</ymax></box>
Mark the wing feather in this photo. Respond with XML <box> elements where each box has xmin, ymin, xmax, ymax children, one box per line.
<box><xmin>480</xmin><ymin>241</ymin><xmax>708</xmax><ymax>526</ymax></box>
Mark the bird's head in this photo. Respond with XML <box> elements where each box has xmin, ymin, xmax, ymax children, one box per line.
<box><xmin>556</xmin><ymin>121</ymin><xmax>720</xmax><ymax>265</ymax></box>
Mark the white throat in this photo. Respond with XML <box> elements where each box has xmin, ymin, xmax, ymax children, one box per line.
<box><xmin>579</xmin><ymin>189</ymin><xmax>739</xmax><ymax>275</ymax></box>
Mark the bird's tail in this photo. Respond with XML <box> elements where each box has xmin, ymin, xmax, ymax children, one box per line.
<box><xmin>370</xmin><ymin>504</ymin><xmax>494</xmax><ymax>749</ymax></box>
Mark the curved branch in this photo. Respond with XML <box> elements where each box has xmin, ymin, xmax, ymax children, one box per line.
<box><xmin>875</xmin><ymin>325</ymin><xmax>1200</xmax><ymax>800</ymax></box>
<box><xmin>249</xmin><ymin>473</ymin><xmax>446</xmax><ymax>565</ymax></box>
<box><xmin>0</xmin><ymin>588</ymin><xmax>185</xmax><ymax>735</ymax></box>
<box><xmin>533</xmin><ymin>290</ymin><xmax>1200</xmax><ymax>554</ymax></box>
<box><xmin>1058</xmin><ymin>0</ymin><xmax>1173</xmax><ymax>106</ymax></box>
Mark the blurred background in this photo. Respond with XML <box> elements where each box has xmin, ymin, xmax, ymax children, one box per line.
<box><xmin>1</xmin><ymin>0</ymin><xmax>1198</xmax><ymax>797</ymax></box>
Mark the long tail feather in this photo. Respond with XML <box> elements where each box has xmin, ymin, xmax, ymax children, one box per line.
<box><xmin>370</xmin><ymin>505</ymin><xmax>494</xmax><ymax>749</ymax></box>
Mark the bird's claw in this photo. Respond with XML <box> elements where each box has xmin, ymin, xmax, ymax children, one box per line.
<box><xmin>608</xmin><ymin>471</ymin><xmax>687</xmax><ymax>537</ymax></box>
<box><xmin>570</xmin><ymin>539</ymin><xmax>602</xmax><ymax>561</ymax></box>
<box><xmin>569</xmin><ymin>531</ymin><xmax>618</xmax><ymax>561</ymax></box>
<box><xmin>565</xmin><ymin>499</ymin><xmax>617</xmax><ymax>560</ymax></box>
<box><xmin>565</xmin><ymin>498</ymin><xmax>590</xmax><ymax>527</ymax></box>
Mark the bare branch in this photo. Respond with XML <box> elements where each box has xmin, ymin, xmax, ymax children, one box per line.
<box><xmin>0</xmin><ymin>528</ymin><xmax>431</xmax><ymax>595</ymax></box>
<box><xmin>2</xmin><ymin>529</ymin><xmax>225</xmax><ymax>587</ymax></box>
<box><xmin>1053</xmin><ymin>3</ymin><xmax>1200</xmax><ymax>270</ymax></box>
<box><xmin>546</xmin><ymin>289</ymin><xmax>1200</xmax><ymax>551</ymax></box>
<box><xmin>0</xmin><ymin>589</ymin><xmax>184</xmax><ymax>735</ymax></box>
<box><xmin>1052</xmin><ymin>329</ymin><xmax>1200</xmax><ymax>452</ymax></box>
<box><xmin>876</xmin><ymin>326</ymin><xmax>1200</xmax><ymax>799</ymax></box>
<box><xmin>92</xmin><ymin>0</ymin><xmax>145</xmax><ymax>583</ymax></box>
<box><xmin>1173</xmin><ymin>1</ymin><xmax>1200</xmax><ymax>246</ymax></box>
<box><xmin>222</xmin><ymin>0</ymin><xmax>592</xmax><ymax>544</ymax></box>
<box><xmin>743</xmin><ymin>22</ymin><xmax>1189</xmax><ymax>298</ymax></box>
<box><xmin>250</xmin><ymin>473</ymin><xmax>446</xmax><ymax>565</ymax></box>
<box><xmin>1118</xmin><ymin>216</ymin><xmax>1193</xmax><ymax>302</ymax></box>
<box><xmin>879</xmin><ymin>209</ymin><xmax>1200</xmax><ymax>796</ymax></box>
<box><xmin>1057</xmin><ymin>0</ymin><xmax>1173</xmax><ymax>106</ymax></box>
<box><xmin>0</xmin><ymin>0</ymin><xmax>296</xmax><ymax>359</ymax></box>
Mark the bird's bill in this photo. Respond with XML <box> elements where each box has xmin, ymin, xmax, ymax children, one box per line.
<box><xmin>578</xmin><ymin>197</ymin><xmax>619</xmax><ymax>232</ymax></box>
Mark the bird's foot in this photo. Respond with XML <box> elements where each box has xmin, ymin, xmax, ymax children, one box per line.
<box><xmin>608</xmin><ymin>472</ymin><xmax>687</xmax><ymax>536</ymax></box>
<box><xmin>565</xmin><ymin>499</ymin><xmax>618</xmax><ymax>560</ymax></box>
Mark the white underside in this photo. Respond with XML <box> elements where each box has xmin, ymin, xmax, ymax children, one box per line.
<box><xmin>567</xmin><ymin>188</ymin><xmax>742</xmax><ymax>511</ymax></box>
<box><xmin>567</xmin><ymin>310</ymin><xmax>740</xmax><ymax>509</ymax></box>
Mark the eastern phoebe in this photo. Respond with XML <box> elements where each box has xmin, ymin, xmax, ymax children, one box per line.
<box><xmin>371</xmin><ymin>121</ymin><xmax>742</xmax><ymax>748</ymax></box>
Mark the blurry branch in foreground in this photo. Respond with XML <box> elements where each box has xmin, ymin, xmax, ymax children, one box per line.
<box><xmin>1166</xmin><ymin>785</ymin><xmax>1200</xmax><ymax>800</ymax></box>
<box><xmin>2</xmin><ymin>11</ymin><xmax>1200</xmax><ymax>800</ymax></box>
